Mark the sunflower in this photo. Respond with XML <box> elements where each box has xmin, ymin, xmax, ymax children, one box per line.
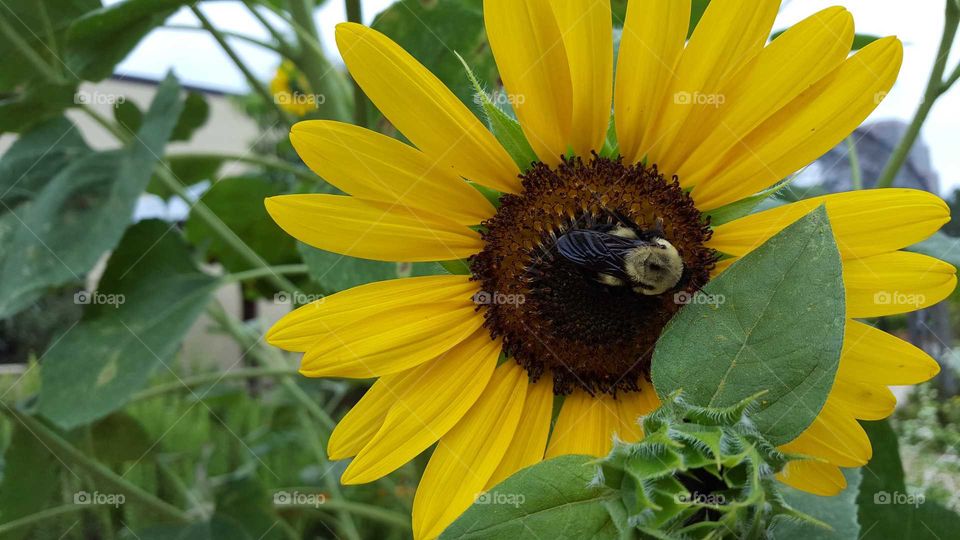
<box><xmin>265</xmin><ymin>1</ymin><xmax>955</xmax><ymax>537</ymax></box>
<box><xmin>270</xmin><ymin>60</ymin><xmax>317</xmax><ymax>117</ymax></box>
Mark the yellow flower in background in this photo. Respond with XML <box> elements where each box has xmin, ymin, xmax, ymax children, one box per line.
<box><xmin>270</xmin><ymin>60</ymin><xmax>316</xmax><ymax>117</ymax></box>
<box><xmin>264</xmin><ymin>0</ymin><xmax>954</xmax><ymax>538</ymax></box>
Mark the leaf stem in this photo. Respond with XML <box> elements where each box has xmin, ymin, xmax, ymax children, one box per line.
<box><xmin>2</xmin><ymin>407</ymin><xmax>193</xmax><ymax>524</ymax></box>
<box><xmin>163</xmin><ymin>24</ymin><xmax>287</xmax><ymax>54</ymax></box>
<box><xmin>278</xmin><ymin>496</ymin><xmax>410</xmax><ymax>528</ymax></box>
<box><xmin>344</xmin><ymin>0</ymin><xmax>368</xmax><ymax>125</ymax></box>
<box><xmin>221</xmin><ymin>264</ymin><xmax>309</xmax><ymax>284</ymax></box>
<box><xmin>0</xmin><ymin>504</ymin><xmax>86</xmax><ymax>536</ymax></box>
<box><xmin>845</xmin><ymin>136</ymin><xmax>862</xmax><ymax>190</ymax></box>
<box><xmin>165</xmin><ymin>152</ymin><xmax>317</xmax><ymax>184</ymax></box>
<box><xmin>189</xmin><ymin>5</ymin><xmax>294</xmax><ymax>124</ymax></box>
<box><xmin>876</xmin><ymin>0</ymin><xmax>960</xmax><ymax>188</ymax></box>
<box><xmin>131</xmin><ymin>366</ymin><xmax>301</xmax><ymax>402</ymax></box>
<box><xmin>240</xmin><ymin>1</ymin><xmax>297</xmax><ymax>55</ymax></box>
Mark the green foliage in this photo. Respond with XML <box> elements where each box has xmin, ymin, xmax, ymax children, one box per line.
<box><xmin>36</xmin><ymin>220</ymin><xmax>217</xmax><ymax>428</ymax></box>
<box><xmin>446</xmin><ymin>394</ymin><xmax>819</xmax><ymax>539</ymax></box>
<box><xmin>858</xmin><ymin>420</ymin><xmax>960</xmax><ymax>539</ymax></box>
<box><xmin>0</xmin><ymin>423</ymin><xmax>63</xmax><ymax>540</ymax></box>
<box><xmin>652</xmin><ymin>206</ymin><xmax>845</xmax><ymax>445</ymax></box>
<box><xmin>774</xmin><ymin>469</ymin><xmax>862</xmax><ymax>540</ymax></box>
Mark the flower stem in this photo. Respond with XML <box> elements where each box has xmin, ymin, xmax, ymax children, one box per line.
<box><xmin>2</xmin><ymin>406</ymin><xmax>193</xmax><ymax>524</ymax></box>
<box><xmin>0</xmin><ymin>505</ymin><xmax>86</xmax><ymax>536</ymax></box>
<box><xmin>344</xmin><ymin>0</ymin><xmax>368</xmax><ymax>126</ymax></box>
<box><xmin>165</xmin><ymin>152</ymin><xmax>317</xmax><ymax>184</ymax></box>
<box><xmin>286</xmin><ymin>0</ymin><xmax>353</xmax><ymax>121</ymax></box>
<box><xmin>131</xmin><ymin>366</ymin><xmax>301</xmax><ymax>402</ymax></box>
<box><xmin>845</xmin><ymin>136</ymin><xmax>862</xmax><ymax>190</ymax></box>
<box><xmin>163</xmin><ymin>24</ymin><xmax>287</xmax><ymax>55</ymax></box>
<box><xmin>221</xmin><ymin>264</ymin><xmax>309</xmax><ymax>284</ymax></box>
<box><xmin>190</xmin><ymin>5</ymin><xmax>294</xmax><ymax>125</ymax></box>
<box><xmin>876</xmin><ymin>0</ymin><xmax>960</xmax><ymax>188</ymax></box>
<box><xmin>240</xmin><ymin>0</ymin><xmax>298</xmax><ymax>56</ymax></box>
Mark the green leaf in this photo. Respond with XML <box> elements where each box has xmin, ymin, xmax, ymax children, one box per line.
<box><xmin>0</xmin><ymin>73</ymin><xmax>183</xmax><ymax>318</ymax></box>
<box><xmin>185</xmin><ymin>176</ymin><xmax>298</xmax><ymax>273</ymax></box>
<box><xmin>857</xmin><ymin>420</ymin><xmax>960</xmax><ymax>539</ymax></box>
<box><xmin>90</xmin><ymin>412</ymin><xmax>154</xmax><ymax>465</ymax></box>
<box><xmin>0</xmin><ymin>422</ymin><xmax>63</xmax><ymax>540</ymax></box>
<box><xmin>36</xmin><ymin>220</ymin><xmax>217</xmax><ymax>429</ymax></box>
<box><xmin>299</xmin><ymin>243</ymin><xmax>443</xmax><ymax>294</ymax></box>
<box><xmin>774</xmin><ymin>469</ymin><xmax>861</xmax><ymax>539</ymax></box>
<box><xmin>114</xmin><ymin>99</ymin><xmax>144</xmax><ymax>133</ymax></box>
<box><xmin>0</xmin><ymin>116</ymin><xmax>89</xmax><ymax>210</ymax></box>
<box><xmin>906</xmin><ymin>232</ymin><xmax>960</xmax><ymax>270</ymax></box>
<box><xmin>441</xmin><ymin>455</ymin><xmax>623</xmax><ymax>539</ymax></box>
<box><xmin>66</xmin><ymin>0</ymin><xmax>193</xmax><ymax>81</ymax></box>
<box><xmin>651</xmin><ymin>206</ymin><xmax>845</xmax><ymax>445</ymax></box>
<box><xmin>0</xmin><ymin>81</ymin><xmax>78</xmax><ymax>133</ymax></box>
<box><xmin>0</xmin><ymin>0</ymin><xmax>98</xmax><ymax>91</ymax></box>
<box><xmin>171</xmin><ymin>92</ymin><xmax>210</xmax><ymax>142</ymax></box>
<box><xmin>371</xmin><ymin>0</ymin><xmax>494</xmax><ymax>126</ymax></box>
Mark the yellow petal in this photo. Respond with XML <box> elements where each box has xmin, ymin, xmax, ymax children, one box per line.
<box><xmin>692</xmin><ymin>37</ymin><xmax>903</xmax><ymax>210</ymax></box>
<box><xmin>265</xmin><ymin>194</ymin><xmax>482</xmax><ymax>262</ymax></box>
<box><xmin>615</xmin><ymin>0</ymin><xmax>689</xmax><ymax>164</ymax></box>
<box><xmin>484</xmin><ymin>0</ymin><xmax>571</xmax><ymax>165</ymax></box>
<box><xmin>545</xmin><ymin>390</ymin><xmax>618</xmax><ymax>458</ymax></box>
<box><xmin>290</xmin><ymin>121</ymin><xmax>494</xmax><ymax>225</ymax></box>
<box><xmin>779</xmin><ymin>401</ymin><xmax>871</xmax><ymax>468</ymax></box>
<box><xmin>552</xmin><ymin>0</ymin><xmax>613</xmax><ymax>156</ymax></box>
<box><xmin>838</xmin><ymin>320</ymin><xmax>940</xmax><ymax>385</ymax></box>
<box><xmin>677</xmin><ymin>7</ymin><xmax>854</xmax><ymax>185</ymax></box>
<box><xmin>412</xmin><ymin>362</ymin><xmax>527</xmax><ymax>540</ymax></box>
<box><xmin>644</xmin><ymin>0</ymin><xmax>780</xmax><ymax>169</ymax></box>
<box><xmin>708</xmin><ymin>189</ymin><xmax>949</xmax><ymax>260</ymax></box>
<box><xmin>485</xmin><ymin>373</ymin><xmax>554</xmax><ymax>489</ymax></box>
<box><xmin>299</xmin><ymin>303</ymin><xmax>484</xmax><ymax>378</ymax></box>
<box><xmin>844</xmin><ymin>251</ymin><xmax>956</xmax><ymax>318</ymax></box>
<box><xmin>267</xmin><ymin>276</ymin><xmax>478</xmax><ymax>352</ymax></box>
<box><xmin>616</xmin><ymin>380</ymin><xmax>660</xmax><ymax>443</ymax></box>
<box><xmin>828</xmin><ymin>379</ymin><xmax>896</xmax><ymax>421</ymax></box>
<box><xmin>328</xmin><ymin>368</ymin><xmax>423</xmax><ymax>460</ymax></box>
<box><xmin>335</xmin><ymin>23</ymin><xmax>520</xmax><ymax>193</ymax></box>
<box><xmin>342</xmin><ymin>330</ymin><xmax>501</xmax><ymax>484</ymax></box>
<box><xmin>776</xmin><ymin>459</ymin><xmax>846</xmax><ymax>496</ymax></box>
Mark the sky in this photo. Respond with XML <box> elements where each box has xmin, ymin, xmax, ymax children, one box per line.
<box><xmin>112</xmin><ymin>0</ymin><xmax>960</xmax><ymax>193</ymax></box>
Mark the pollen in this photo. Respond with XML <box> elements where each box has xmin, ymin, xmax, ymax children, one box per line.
<box><xmin>470</xmin><ymin>155</ymin><xmax>717</xmax><ymax>396</ymax></box>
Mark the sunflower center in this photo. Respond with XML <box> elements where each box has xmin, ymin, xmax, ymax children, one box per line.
<box><xmin>470</xmin><ymin>155</ymin><xmax>716</xmax><ymax>396</ymax></box>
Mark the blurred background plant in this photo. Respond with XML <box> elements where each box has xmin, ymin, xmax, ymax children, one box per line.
<box><xmin>0</xmin><ymin>0</ymin><xmax>959</xmax><ymax>538</ymax></box>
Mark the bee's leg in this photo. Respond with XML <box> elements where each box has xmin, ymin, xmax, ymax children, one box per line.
<box><xmin>598</xmin><ymin>274</ymin><xmax>625</xmax><ymax>287</ymax></box>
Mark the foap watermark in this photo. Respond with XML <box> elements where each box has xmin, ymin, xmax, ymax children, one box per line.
<box><xmin>873</xmin><ymin>490</ymin><xmax>925</xmax><ymax>508</ymax></box>
<box><xmin>74</xmin><ymin>290</ymin><xmax>125</xmax><ymax>308</ymax></box>
<box><xmin>675</xmin><ymin>492</ymin><xmax>726</xmax><ymax>506</ymax></box>
<box><xmin>473</xmin><ymin>290</ymin><xmax>525</xmax><ymax>306</ymax></box>
<box><xmin>673</xmin><ymin>91</ymin><xmax>725</xmax><ymax>108</ymax></box>
<box><xmin>74</xmin><ymin>490</ymin><xmax>126</xmax><ymax>508</ymax></box>
<box><xmin>473</xmin><ymin>90</ymin><xmax>526</xmax><ymax>107</ymax></box>
<box><xmin>74</xmin><ymin>90</ymin><xmax>126</xmax><ymax>107</ymax></box>
<box><xmin>275</xmin><ymin>92</ymin><xmax>326</xmax><ymax>107</ymax></box>
<box><xmin>873</xmin><ymin>290</ymin><xmax>925</xmax><ymax>308</ymax></box>
<box><xmin>673</xmin><ymin>290</ymin><xmax>725</xmax><ymax>307</ymax></box>
<box><xmin>274</xmin><ymin>291</ymin><xmax>326</xmax><ymax>305</ymax></box>
<box><xmin>273</xmin><ymin>490</ymin><xmax>326</xmax><ymax>508</ymax></box>
<box><xmin>474</xmin><ymin>491</ymin><xmax>525</xmax><ymax>508</ymax></box>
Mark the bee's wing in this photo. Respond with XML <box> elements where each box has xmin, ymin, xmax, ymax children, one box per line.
<box><xmin>555</xmin><ymin>230</ymin><xmax>641</xmax><ymax>279</ymax></box>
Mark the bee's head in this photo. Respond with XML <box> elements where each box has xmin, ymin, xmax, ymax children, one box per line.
<box><xmin>625</xmin><ymin>238</ymin><xmax>684</xmax><ymax>295</ymax></box>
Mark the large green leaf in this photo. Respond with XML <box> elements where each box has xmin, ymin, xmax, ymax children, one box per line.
<box><xmin>66</xmin><ymin>0</ymin><xmax>192</xmax><ymax>81</ymax></box>
<box><xmin>651</xmin><ymin>206</ymin><xmax>845</xmax><ymax>445</ymax></box>
<box><xmin>0</xmin><ymin>81</ymin><xmax>78</xmax><ymax>134</ymax></box>
<box><xmin>36</xmin><ymin>219</ymin><xmax>217</xmax><ymax>429</ymax></box>
<box><xmin>774</xmin><ymin>469</ymin><xmax>862</xmax><ymax>539</ymax></box>
<box><xmin>0</xmin><ymin>0</ymin><xmax>99</xmax><ymax>91</ymax></box>
<box><xmin>370</xmin><ymin>0</ymin><xmax>493</xmax><ymax>127</ymax></box>
<box><xmin>0</xmin><ymin>423</ymin><xmax>63</xmax><ymax>540</ymax></box>
<box><xmin>0</xmin><ymin>73</ymin><xmax>182</xmax><ymax>317</ymax></box>
<box><xmin>857</xmin><ymin>420</ymin><xmax>960</xmax><ymax>539</ymax></box>
<box><xmin>440</xmin><ymin>455</ymin><xmax>623</xmax><ymax>539</ymax></box>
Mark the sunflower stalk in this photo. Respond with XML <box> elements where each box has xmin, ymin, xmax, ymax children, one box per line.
<box><xmin>594</xmin><ymin>393</ymin><xmax>820</xmax><ymax>539</ymax></box>
<box><xmin>876</xmin><ymin>0</ymin><xmax>960</xmax><ymax>188</ymax></box>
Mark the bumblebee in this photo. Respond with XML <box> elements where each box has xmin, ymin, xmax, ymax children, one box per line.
<box><xmin>556</xmin><ymin>213</ymin><xmax>684</xmax><ymax>296</ymax></box>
